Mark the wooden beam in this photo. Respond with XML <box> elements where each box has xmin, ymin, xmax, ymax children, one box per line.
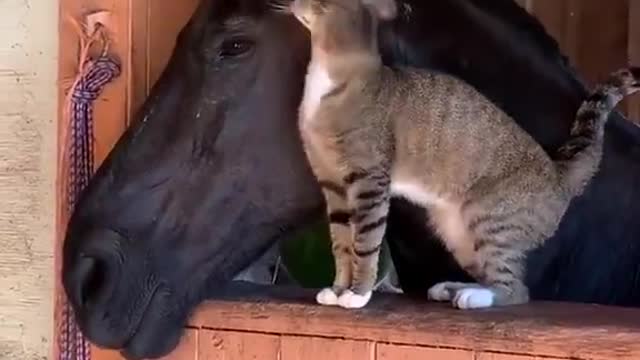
<box><xmin>128</xmin><ymin>0</ymin><xmax>149</xmax><ymax>122</ymax></box>
<box><xmin>56</xmin><ymin>1</ymin><xmax>132</xmax><ymax>359</ymax></box>
<box><xmin>190</xmin><ymin>284</ymin><xmax>640</xmax><ymax>360</ymax></box>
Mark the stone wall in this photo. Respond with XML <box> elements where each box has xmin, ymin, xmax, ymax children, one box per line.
<box><xmin>0</xmin><ymin>0</ymin><xmax>58</xmax><ymax>358</ymax></box>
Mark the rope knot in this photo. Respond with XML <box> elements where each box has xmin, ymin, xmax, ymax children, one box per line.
<box><xmin>71</xmin><ymin>57</ymin><xmax>121</xmax><ymax>102</ymax></box>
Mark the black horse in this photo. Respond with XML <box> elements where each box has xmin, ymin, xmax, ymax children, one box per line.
<box><xmin>62</xmin><ymin>0</ymin><xmax>640</xmax><ymax>358</ymax></box>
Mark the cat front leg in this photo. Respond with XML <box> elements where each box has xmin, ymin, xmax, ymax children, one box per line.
<box><xmin>316</xmin><ymin>180</ymin><xmax>353</xmax><ymax>306</ymax></box>
<box><xmin>338</xmin><ymin>170</ymin><xmax>391</xmax><ymax>309</ymax></box>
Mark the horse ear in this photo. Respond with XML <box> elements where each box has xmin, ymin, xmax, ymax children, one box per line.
<box><xmin>362</xmin><ymin>0</ymin><xmax>397</xmax><ymax>21</ymax></box>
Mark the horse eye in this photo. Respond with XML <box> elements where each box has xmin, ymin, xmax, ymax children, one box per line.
<box><xmin>219</xmin><ymin>38</ymin><xmax>254</xmax><ymax>59</ymax></box>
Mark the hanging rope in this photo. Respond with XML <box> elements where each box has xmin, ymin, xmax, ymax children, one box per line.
<box><xmin>57</xmin><ymin>12</ymin><xmax>121</xmax><ymax>360</ymax></box>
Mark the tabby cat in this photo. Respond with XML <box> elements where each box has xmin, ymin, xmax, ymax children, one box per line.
<box><xmin>288</xmin><ymin>0</ymin><xmax>640</xmax><ymax>309</ymax></box>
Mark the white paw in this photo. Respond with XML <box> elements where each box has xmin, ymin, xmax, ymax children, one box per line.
<box><xmin>337</xmin><ymin>289</ymin><xmax>372</xmax><ymax>309</ymax></box>
<box><xmin>427</xmin><ymin>282</ymin><xmax>453</xmax><ymax>301</ymax></box>
<box><xmin>316</xmin><ymin>287</ymin><xmax>339</xmax><ymax>306</ymax></box>
<box><xmin>453</xmin><ymin>288</ymin><xmax>495</xmax><ymax>309</ymax></box>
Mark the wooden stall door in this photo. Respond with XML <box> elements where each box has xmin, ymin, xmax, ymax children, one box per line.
<box><xmin>57</xmin><ymin>1</ymin><xmax>640</xmax><ymax>359</ymax></box>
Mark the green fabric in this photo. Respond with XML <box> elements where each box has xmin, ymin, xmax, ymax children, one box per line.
<box><xmin>280</xmin><ymin>219</ymin><xmax>391</xmax><ymax>288</ymax></box>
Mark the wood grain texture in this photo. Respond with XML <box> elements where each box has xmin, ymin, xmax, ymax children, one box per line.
<box><xmin>190</xmin><ymin>284</ymin><xmax>640</xmax><ymax>360</ymax></box>
<box><xmin>54</xmin><ymin>2</ymin><xmax>197</xmax><ymax>360</ymax></box>
<box><xmin>58</xmin><ymin>0</ymin><xmax>131</xmax><ymax>167</ymax></box>
<box><xmin>527</xmin><ymin>0</ymin><xmax>572</xmax><ymax>54</ymax></box>
<box><xmin>129</xmin><ymin>0</ymin><xmax>150</xmax><ymax>121</ymax></box>
<box><xmin>90</xmin><ymin>347</ymin><xmax>126</xmax><ymax>360</ymax></box>
<box><xmin>90</xmin><ymin>0</ymin><xmax>131</xmax><ymax>166</ymax></box>
<box><xmin>476</xmin><ymin>353</ymin><xmax>545</xmax><ymax>360</ymax></box>
<box><xmin>571</xmin><ymin>0</ymin><xmax>629</xmax><ymax>86</ymax></box>
<box><xmin>377</xmin><ymin>344</ymin><xmax>473</xmax><ymax>360</ymax></box>
<box><xmin>526</xmin><ymin>0</ymin><xmax>639</xmax><ymax>118</ymax></box>
<box><xmin>198</xmin><ymin>330</ymin><xmax>280</xmax><ymax>360</ymax></box>
<box><xmin>57</xmin><ymin>1</ymin><xmax>132</xmax><ymax>359</ymax></box>
<box><xmin>281</xmin><ymin>336</ymin><xmax>374</xmax><ymax>360</ymax></box>
<box><xmin>147</xmin><ymin>0</ymin><xmax>199</xmax><ymax>90</ymax></box>
<box><xmin>0</xmin><ymin>0</ymin><xmax>58</xmax><ymax>359</ymax></box>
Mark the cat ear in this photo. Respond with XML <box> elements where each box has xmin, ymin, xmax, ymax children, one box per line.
<box><xmin>362</xmin><ymin>0</ymin><xmax>397</xmax><ymax>21</ymax></box>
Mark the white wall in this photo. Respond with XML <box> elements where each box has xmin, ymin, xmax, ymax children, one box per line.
<box><xmin>0</xmin><ymin>0</ymin><xmax>58</xmax><ymax>358</ymax></box>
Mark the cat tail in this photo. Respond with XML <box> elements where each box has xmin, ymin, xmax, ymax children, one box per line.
<box><xmin>555</xmin><ymin>67</ymin><xmax>640</xmax><ymax>196</ymax></box>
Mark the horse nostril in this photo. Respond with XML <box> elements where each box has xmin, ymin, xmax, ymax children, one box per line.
<box><xmin>74</xmin><ymin>255</ymin><xmax>109</xmax><ymax>308</ymax></box>
<box><xmin>64</xmin><ymin>228</ymin><xmax>124</xmax><ymax>311</ymax></box>
<box><xmin>76</xmin><ymin>256</ymin><xmax>107</xmax><ymax>306</ymax></box>
<box><xmin>61</xmin><ymin>227</ymin><xmax>136</xmax><ymax>348</ymax></box>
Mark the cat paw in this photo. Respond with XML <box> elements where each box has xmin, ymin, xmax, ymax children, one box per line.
<box><xmin>316</xmin><ymin>287</ymin><xmax>339</xmax><ymax>306</ymax></box>
<box><xmin>337</xmin><ymin>289</ymin><xmax>372</xmax><ymax>309</ymax></box>
<box><xmin>427</xmin><ymin>282</ymin><xmax>454</xmax><ymax>301</ymax></box>
<box><xmin>452</xmin><ymin>288</ymin><xmax>495</xmax><ymax>309</ymax></box>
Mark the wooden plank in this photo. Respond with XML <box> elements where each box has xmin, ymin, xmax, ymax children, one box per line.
<box><xmin>91</xmin><ymin>348</ymin><xmax>126</xmax><ymax>360</ymax></box>
<box><xmin>92</xmin><ymin>1</ymin><xmax>131</xmax><ymax>166</ymax></box>
<box><xmin>571</xmin><ymin>0</ymin><xmax>634</xmax><ymax>117</ymax></box>
<box><xmin>128</xmin><ymin>0</ymin><xmax>149</xmax><ymax>121</ymax></box>
<box><xmin>189</xmin><ymin>284</ymin><xmax>640</xmax><ymax>360</ymax></box>
<box><xmin>147</xmin><ymin>0</ymin><xmax>199</xmax><ymax>90</ymax></box>
<box><xmin>564</xmin><ymin>0</ymin><xmax>582</xmax><ymax>63</ymax></box>
<box><xmin>377</xmin><ymin>343</ymin><xmax>473</xmax><ymax>360</ymax></box>
<box><xmin>280</xmin><ymin>336</ymin><xmax>374</xmax><ymax>360</ymax></box>
<box><xmin>198</xmin><ymin>330</ymin><xmax>280</xmax><ymax>360</ymax></box>
<box><xmin>528</xmin><ymin>0</ymin><xmax>572</xmax><ymax>55</ymax></box>
<box><xmin>57</xmin><ymin>0</ymin><xmax>132</xmax><ymax>359</ymax></box>
<box><xmin>527</xmin><ymin>0</ymin><xmax>637</xmax><ymax>119</ymax></box>
<box><xmin>476</xmin><ymin>353</ymin><xmax>545</xmax><ymax>360</ymax></box>
<box><xmin>570</xmin><ymin>0</ymin><xmax>629</xmax><ymax>87</ymax></box>
<box><xmin>57</xmin><ymin>0</ymin><xmax>131</xmax><ymax>169</ymax></box>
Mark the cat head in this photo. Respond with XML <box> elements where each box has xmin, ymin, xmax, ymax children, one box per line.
<box><xmin>609</xmin><ymin>67</ymin><xmax>640</xmax><ymax>94</ymax></box>
<box><xmin>289</xmin><ymin>0</ymin><xmax>396</xmax><ymax>28</ymax></box>
<box><xmin>289</xmin><ymin>0</ymin><xmax>397</xmax><ymax>53</ymax></box>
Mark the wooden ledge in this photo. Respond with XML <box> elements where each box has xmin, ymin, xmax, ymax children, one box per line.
<box><xmin>187</xmin><ymin>283</ymin><xmax>640</xmax><ymax>360</ymax></box>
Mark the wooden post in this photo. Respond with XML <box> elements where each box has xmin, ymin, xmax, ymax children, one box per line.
<box><xmin>56</xmin><ymin>1</ymin><xmax>131</xmax><ymax>359</ymax></box>
<box><xmin>56</xmin><ymin>1</ymin><xmax>198</xmax><ymax>359</ymax></box>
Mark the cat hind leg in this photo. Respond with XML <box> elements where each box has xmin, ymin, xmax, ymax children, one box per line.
<box><xmin>428</xmin><ymin>282</ymin><xmax>504</xmax><ymax>309</ymax></box>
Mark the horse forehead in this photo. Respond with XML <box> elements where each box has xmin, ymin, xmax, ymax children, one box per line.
<box><xmin>207</xmin><ymin>0</ymin><xmax>270</xmax><ymax>20</ymax></box>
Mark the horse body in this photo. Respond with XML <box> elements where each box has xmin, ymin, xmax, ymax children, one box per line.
<box><xmin>379</xmin><ymin>0</ymin><xmax>640</xmax><ymax>306</ymax></box>
<box><xmin>62</xmin><ymin>0</ymin><xmax>640</xmax><ymax>358</ymax></box>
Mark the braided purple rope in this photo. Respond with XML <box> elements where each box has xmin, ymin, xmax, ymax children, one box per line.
<box><xmin>59</xmin><ymin>56</ymin><xmax>121</xmax><ymax>360</ymax></box>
